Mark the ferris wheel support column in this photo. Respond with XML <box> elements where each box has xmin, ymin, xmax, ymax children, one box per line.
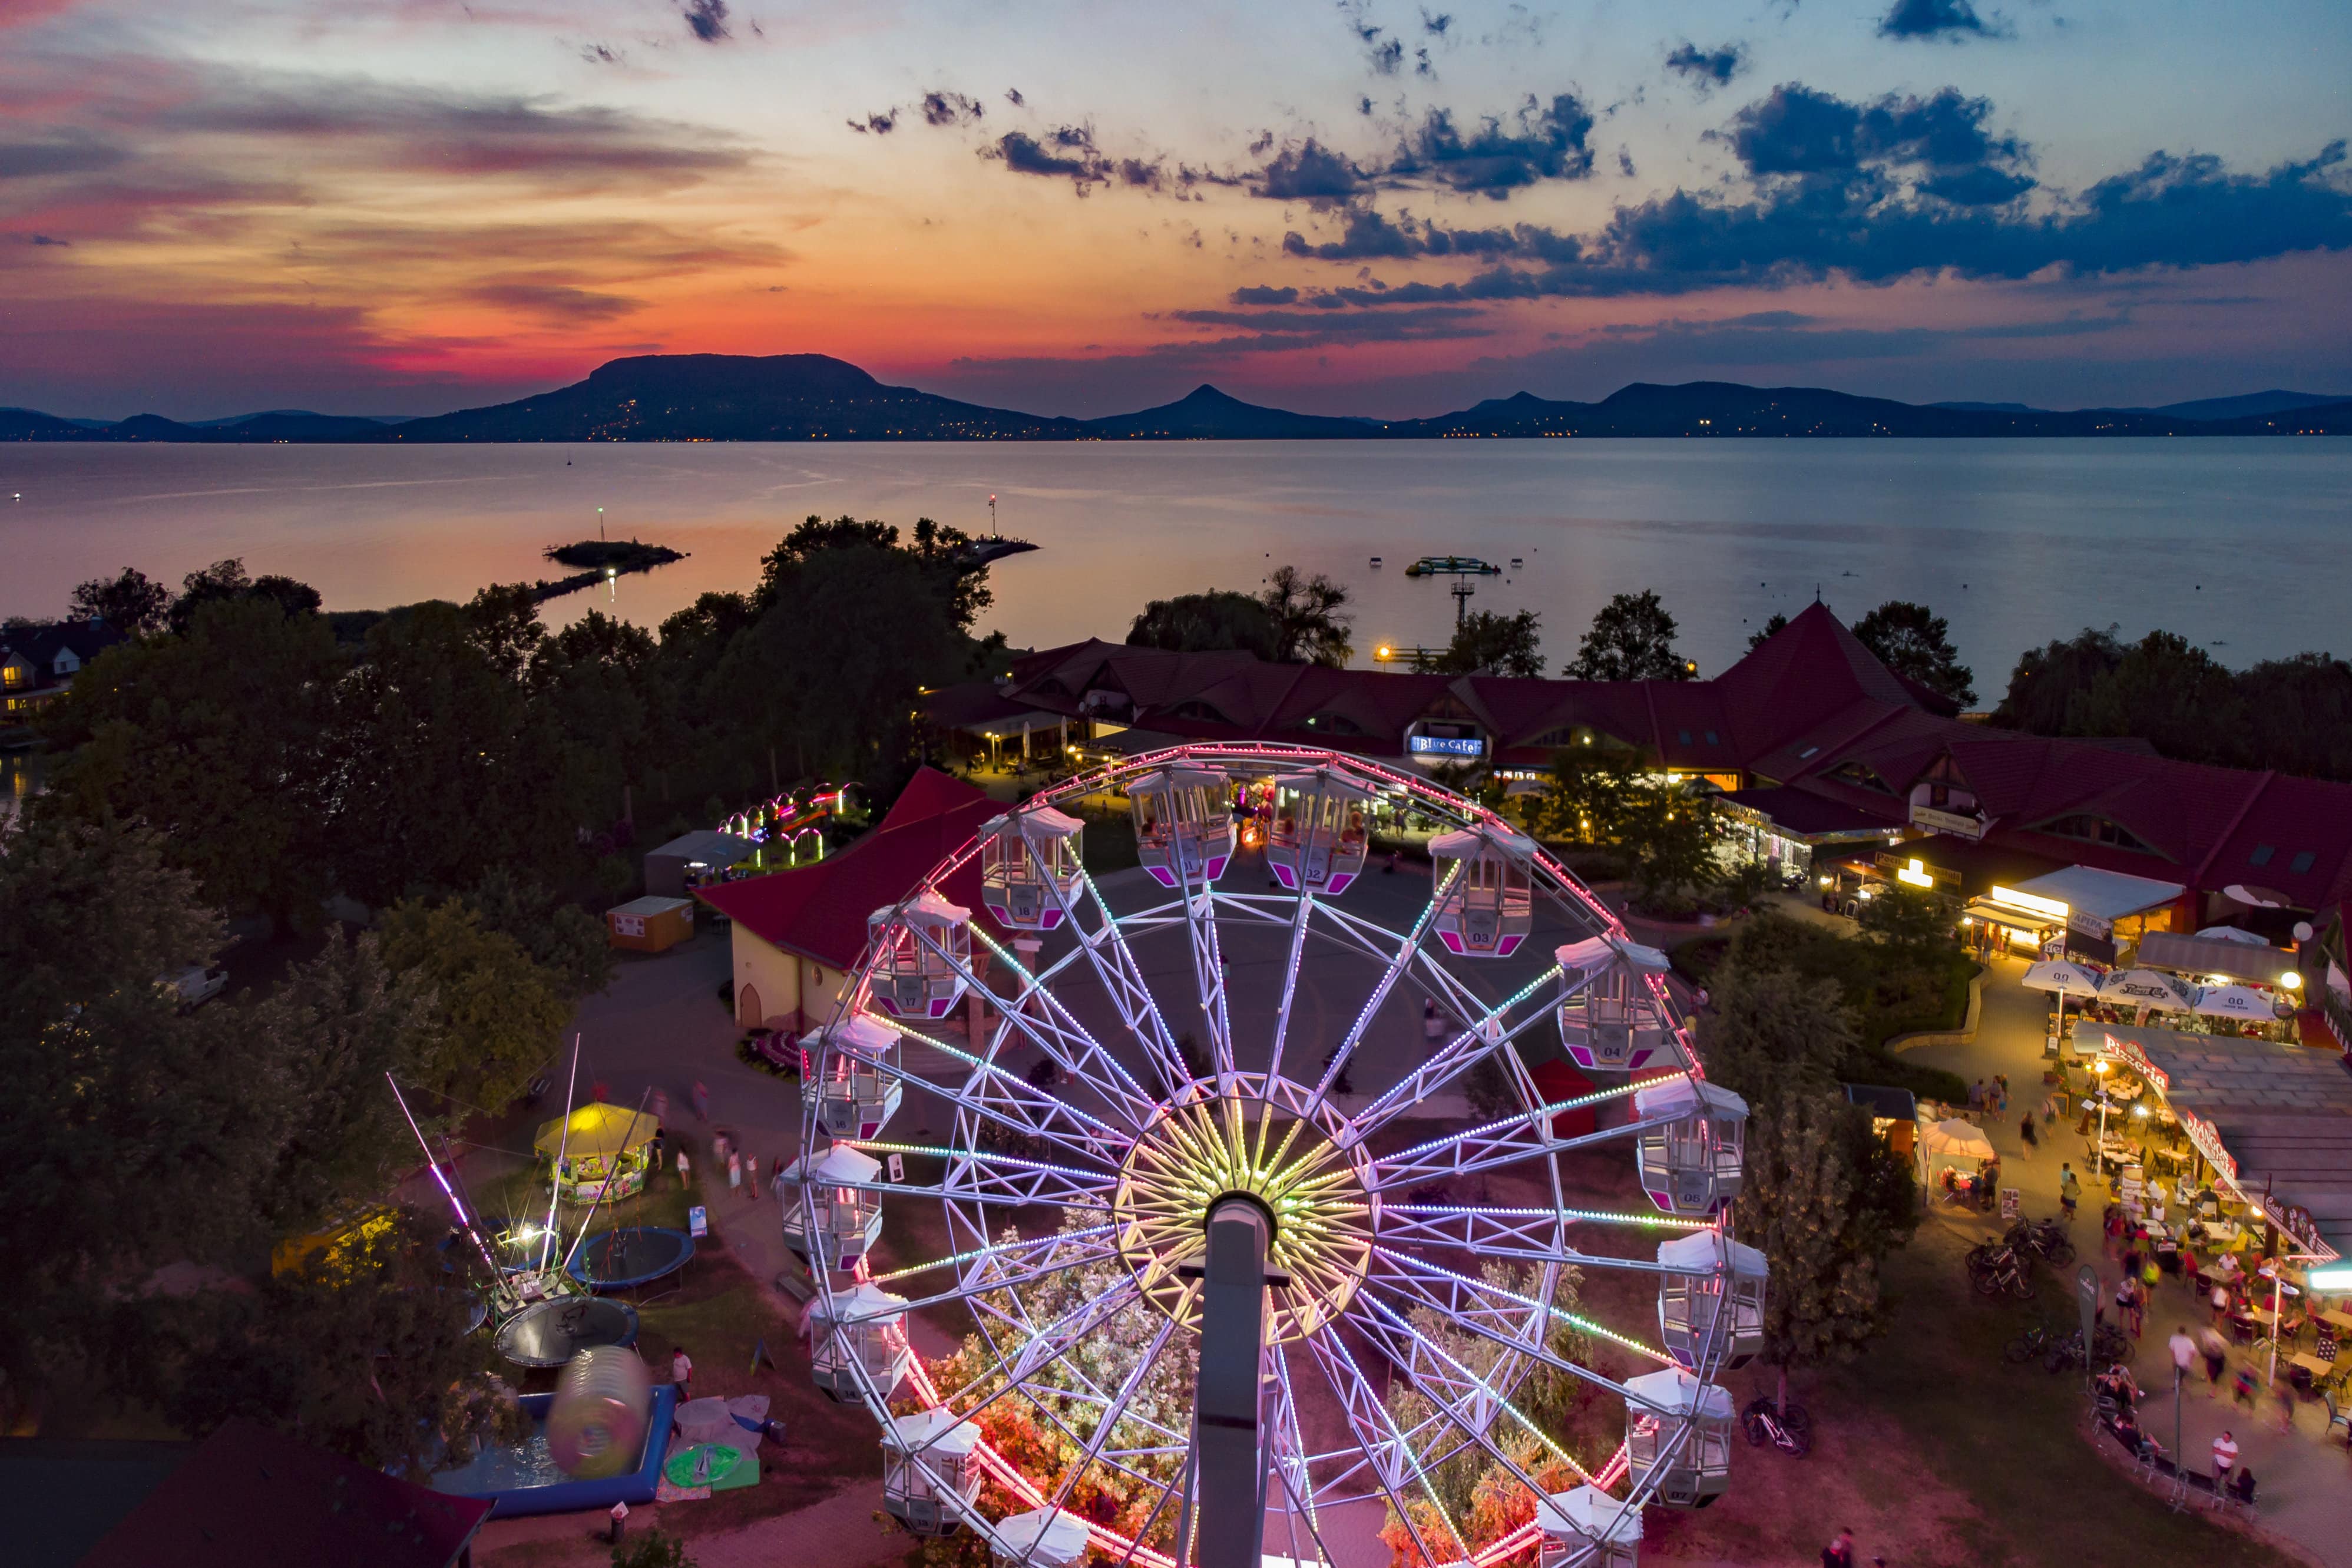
<box><xmin>1183</xmin><ymin>1197</ymin><xmax>1285</xmax><ymax>1568</ymax></box>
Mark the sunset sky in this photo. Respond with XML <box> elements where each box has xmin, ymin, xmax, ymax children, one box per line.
<box><xmin>4</xmin><ymin>0</ymin><xmax>2349</xmax><ymax>419</ymax></box>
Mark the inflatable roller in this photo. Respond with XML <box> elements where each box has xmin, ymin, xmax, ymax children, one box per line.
<box><xmin>545</xmin><ymin>1345</ymin><xmax>653</xmax><ymax>1479</ymax></box>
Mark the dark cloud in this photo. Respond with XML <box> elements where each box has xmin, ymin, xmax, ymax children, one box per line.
<box><xmin>0</xmin><ymin>132</ymin><xmax>130</xmax><ymax>180</ymax></box>
<box><xmin>1663</xmin><ymin>41</ymin><xmax>1746</xmax><ymax>91</ymax></box>
<box><xmin>465</xmin><ymin>279</ymin><xmax>640</xmax><ymax>323</ymax></box>
<box><xmin>579</xmin><ymin>43</ymin><xmax>622</xmax><ymax>66</ymax></box>
<box><xmin>1231</xmin><ymin>285</ymin><xmax>1299</xmax><ymax>305</ymax></box>
<box><xmin>1617</xmin><ymin>147</ymin><xmax>1636</xmax><ymax>177</ymax></box>
<box><xmin>1280</xmin><ymin>205</ymin><xmax>1582</xmax><ymax>262</ymax></box>
<box><xmin>18</xmin><ymin>231</ymin><xmax>70</xmax><ymax>245</ymax></box>
<box><xmin>921</xmin><ymin>90</ymin><xmax>985</xmax><ymax>127</ymax></box>
<box><xmin>1390</xmin><ymin>92</ymin><xmax>1595</xmax><ymax>197</ymax></box>
<box><xmin>994</xmin><ymin>129</ymin><xmax>1100</xmax><ymax>185</ymax></box>
<box><xmin>848</xmin><ymin>110</ymin><xmax>897</xmax><ymax>134</ymax></box>
<box><xmin>679</xmin><ymin>0</ymin><xmax>729</xmax><ymax>44</ymax></box>
<box><xmin>1006</xmin><ymin>88</ymin><xmax>1025</xmax><ymax>108</ymax></box>
<box><xmin>1256</xmin><ymin>139</ymin><xmax>1368</xmax><ymax>203</ymax></box>
<box><xmin>1339</xmin><ymin>0</ymin><xmax>1405</xmax><ymax>74</ymax></box>
<box><xmin>1878</xmin><ymin>0</ymin><xmax>2003</xmax><ymax>39</ymax></box>
<box><xmin>1162</xmin><ymin>302</ymin><xmax>1491</xmax><ymax>347</ymax></box>
<box><xmin>1421</xmin><ymin>9</ymin><xmax>1452</xmax><ymax>36</ymax></box>
<box><xmin>1725</xmin><ymin>83</ymin><xmax>2027</xmax><ymax>184</ymax></box>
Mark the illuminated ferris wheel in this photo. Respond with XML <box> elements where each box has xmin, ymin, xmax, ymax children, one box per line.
<box><xmin>788</xmin><ymin>743</ymin><xmax>1765</xmax><ymax>1568</ymax></box>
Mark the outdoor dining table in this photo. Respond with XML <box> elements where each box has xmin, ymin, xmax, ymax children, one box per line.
<box><xmin>2290</xmin><ymin>1352</ymin><xmax>2334</xmax><ymax>1380</ymax></box>
<box><xmin>2318</xmin><ymin>1309</ymin><xmax>2352</xmax><ymax>1336</ymax></box>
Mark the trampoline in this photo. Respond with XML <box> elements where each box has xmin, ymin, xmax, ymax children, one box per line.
<box><xmin>494</xmin><ymin>1295</ymin><xmax>640</xmax><ymax>1368</ymax></box>
<box><xmin>565</xmin><ymin>1227</ymin><xmax>695</xmax><ymax>1293</ymax></box>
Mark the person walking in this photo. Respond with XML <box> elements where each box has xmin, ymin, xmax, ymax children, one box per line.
<box><xmin>2168</xmin><ymin>1325</ymin><xmax>2197</xmax><ymax>1387</ymax></box>
<box><xmin>2019</xmin><ymin>1112</ymin><xmax>2037</xmax><ymax>1155</ymax></box>
<box><xmin>743</xmin><ymin>1153</ymin><xmax>759</xmax><ymax>1202</ymax></box>
<box><xmin>727</xmin><ymin>1150</ymin><xmax>742</xmax><ymax>1194</ymax></box>
<box><xmin>2059</xmin><ymin>1163</ymin><xmax>2080</xmax><ymax>1219</ymax></box>
<box><xmin>2211</xmin><ymin>1279</ymin><xmax>2232</xmax><ymax>1326</ymax></box>
<box><xmin>1822</xmin><ymin>1527</ymin><xmax>1856</xmax><ymax>1568</ymax></box>
<box><xmin>2116</xmin><ymin>1273</ymin><xmax>2144</xmax><ymax>1339</ymax></box>
<box><xmin>692</xmin><ymin>1080</ymin><xmax>711</xmax><ymax>1122</ymax></box>
<box><xmin>2275</xmin><ymin>1377</ymin><xmax>2298</xmax><ymax>1433</ymax></box>
<box><xmin>2198</xmin><ymin>1325</ymin><xmax>2228</xmax><ymax>1394</ymax></box>
<box><xmin>2231</xmin><ymin>1364</ymin><xmax>2259</xmax><ymax>1410</ymax></box>
<box><xmin>1969</xmin><ymin>1079</ymin><xmax>1986</xmax><ymax>1112</ymax></box>
<box><xmin>2041</xmin><ymin>1091</ymin><xmax>2060</xmax><ymax>1130</ymax></box>
<box><xmin>671</xmin><ymin>1347</ymin><xmax>693</xmax><ymax>1401</ymax></box>
<box><xmin>676</xmin><ymin>1147</ymin><xmax>692</xmax><ymax>1188</ymax></box>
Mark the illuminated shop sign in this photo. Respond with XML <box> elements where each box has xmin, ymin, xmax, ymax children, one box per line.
<box><xmin>1409</xmin><ymin>735</ymin><xmax>1484</xmax><ymax>757</ymax></box>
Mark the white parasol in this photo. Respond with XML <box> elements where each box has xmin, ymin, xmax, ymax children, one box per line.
<box><xmin>2195</xmin><ymin>925</ymin><xmax>2273</xmax><ymax>947</ymax></box>
<box><xmin>2191</xmin><ymin>984</ymin><xmax>2272</xmax><ymax>1021</ymax></box>
<box><xmin>2022</xmin><ymin>960</ymin><xmax>2105</xmax><ymax>997</ymax></box>
<box><xmin>2099</xmin><ymin>968</ymin><xmax>2195</xmax><ymax>1010</ymax></box>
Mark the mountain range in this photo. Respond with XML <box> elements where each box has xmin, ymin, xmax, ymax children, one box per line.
<box><xmin>6</xmin><ymin>354</ymin><xmax>2348</xmax><ymax>442</ymax></box>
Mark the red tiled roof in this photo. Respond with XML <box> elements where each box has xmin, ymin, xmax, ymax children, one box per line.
<box><xmin>80</xmin><ymin>1420</ymin><xmax>489</xmax><ymax>1568</ymax></box>
<box><xmin>697</xmin><ymin>766</ymin><xmax>997</xmax><ymax>967</ymax></box>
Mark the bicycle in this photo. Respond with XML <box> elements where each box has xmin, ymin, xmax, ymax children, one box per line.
<box><xmin>1740</xmin><ymin>1394</ymin><xmax>1814</xmax><ymax>1457</ymax></box>
<box><xmin>2005</xmin><ymin>1217</ymin><xmax>2076</xmax><ymax>1268</ymax></box>
<box><xmin>1969</xmin><ymin>1245</ymin><xmax>2037</xmax><ymax>1301</ymax></box>
<box><xmin>2005</xmin><ymin>1323</ymin><xmax>2059</xmax><ymax>1364</ymax></box>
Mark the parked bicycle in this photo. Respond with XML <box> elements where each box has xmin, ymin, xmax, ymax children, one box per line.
<box><xmin>1740</xmin><ymin>1394</ymin><xmax>1814</xmax><ymax>1457</ymax></box>
<box><xmin>2004</xmin><ymin>1217</ymin><xmax>2075</xmax><ymax>1268</ymax></box>
<box><xmin>2042</xmin><ymin>1322</ymin><xmax>2131</xmax><ymax>1374</ymax></box>
<box><xmin>2004</xmin><ymin>1322</ymin><xmax>2060</xmax><ymax>1364</ymax></box>
<box><xmin>1967</xmin><ymin>1244</ymin><xmax>2037</xmax><ymax>1301</ymax></box>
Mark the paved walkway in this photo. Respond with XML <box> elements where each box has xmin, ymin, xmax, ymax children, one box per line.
<box><xmin>1903</xmin><ymin>948</ymin><xmax>2352</xmax><ymax>1568</ymax></box>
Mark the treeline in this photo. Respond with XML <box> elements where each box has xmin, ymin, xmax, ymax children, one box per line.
<box><xmin>1992</xmin><ymin>626</ymin><xmax>2352</xmax><ymax>782</ymax></box>
<box><xmin>1</xmin><ymin>513</ymin><xmax>999</xmax><ymax>1454</ymax></box>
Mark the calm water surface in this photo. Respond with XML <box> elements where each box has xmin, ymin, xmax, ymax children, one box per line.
<box><xmin>2</xmin><ymin>439</ymin><xmax>2345</xmax><ymax>680</ymax></box>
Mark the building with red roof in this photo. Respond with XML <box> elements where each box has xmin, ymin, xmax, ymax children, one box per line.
<box><xmin>697</xmin><ymin>766</ymin><xmax>998</xmax><ymax>1030</ymax></box>
<box><xmin>934</xmin><ymin>605</ymin><xmax>2352</xmax><ymax>977</ymax></box>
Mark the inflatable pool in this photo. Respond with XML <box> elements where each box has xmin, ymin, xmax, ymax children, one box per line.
<box><xmin>429</xmin><ymin>1384</ymin><xmax>677</xmax><ymax>1519</ymax></box>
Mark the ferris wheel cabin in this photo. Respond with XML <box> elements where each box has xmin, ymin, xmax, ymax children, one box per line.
<box><xmin>978</xmin><ymin>805</ymin><xmax>1085</xmax><ymax>930</ymax></box>
<box><xmin>881</xmin><ymin>1407</ymin><xmax>984</xmax><ymax>1536</ymax></box>
<box><xmin>1656</xmin><ymin>1230</ymin><xmax>1768</xmax><ymax>1372</ymax></box>
<box><xmin>1536</xmin><ymin>1486</ymin><xmax>1643</xmax><ymax>1568</ymax></box>
<box><xmin>866</xmin><ymin>892</ymin><xmax>971</xmax><ymax>1020</ymax></box>
<box><xmin>815</xmin><ymin>1011</ymin><xmax>902</xmax><ymax>1141</ymax></box>
<box><xmin>1556</xmin><ymin>935</ymin><xmax>1678</xmax><ymax>1071</ymax></box>
<box><xmin>1633</xmin><ymin>1077</ymin><xmax>1749</xmax><ymax>1216</ymax></box>
<box><xmin>779</xmin><ymin>1144</ymin><xmax>885</xmax><ymax>1270</ymax></box>
<box><xmin>807</xmin><ymin>1282</ymin><xmax>914</xmax><ymax>1403</ymax></box>
<box><xmin>1127</xmin><ymin>766</ymin><xmax>1235</xmax><ymax>888</ymax></box>
<box><xmin>1267</xmin><ymin>768</ymin><xmax>1374</xmax><ymax>894</ymax></box>
<box><xmin>1623</xmin><ymin>1367</ymin><xmax>1736</xmax><ymax>1508</ymax></box>
<box><xmin>988</xmin><ymin>1506</ymin><xmax>1090</xmax><ymax>1568</ymax></box>
<box><xmin>1428</xmin><ymin>823</ymin><xmax>1536</xmax><ymax>956</ymax></box>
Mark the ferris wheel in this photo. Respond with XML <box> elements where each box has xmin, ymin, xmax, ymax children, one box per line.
<box><xmin>788</xmin><ymin>743</ymin><xmax>1766</xmax><ymax>1568</ymax></box>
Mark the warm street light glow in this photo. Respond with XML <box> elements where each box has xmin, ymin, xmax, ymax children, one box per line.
<box><xmin>1897</xmin><ymin>858</ymin><xmax>1934</xmax><ymax>888</ymax></box>
<box><xmin>1376</xmin><ymin>644</ymin><xmax>1394</xmax><ymax>660</ymax></box>
<box><xmin>2280</xmin><ymin>971</ymin><xmax>2303</xmax><ymax>990</ymax></box>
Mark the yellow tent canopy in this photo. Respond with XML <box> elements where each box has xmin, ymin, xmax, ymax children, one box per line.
<box><xmin>535</xmin><ymin>1103</ymin><xmax>659</xmax><ymax>1162</ymax></box>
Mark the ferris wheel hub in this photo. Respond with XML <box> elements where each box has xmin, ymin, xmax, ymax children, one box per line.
<box><xmin>1112</xmin><ymin>1084</ymin><xmax>1374</xmax><ymax>1343</ymax></box>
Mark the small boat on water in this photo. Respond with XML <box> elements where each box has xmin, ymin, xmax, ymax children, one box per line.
<box><xmin>1369</xmin><ymin>555</ymin><xmax>1384</xmax><ymax>567</ymax></box>
<box><xmin>1404</xmin><ymin>555</ymin><xmax>1503</xmax><ymax>577</ymax></box>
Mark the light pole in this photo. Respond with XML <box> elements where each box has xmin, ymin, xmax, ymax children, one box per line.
<box><xmin>2093</xmin><ymin>1058</ymin><xmax>2112</xmax><ymax>1169</ymax></box>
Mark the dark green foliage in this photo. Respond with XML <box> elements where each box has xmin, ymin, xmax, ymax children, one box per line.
<box><xmin>613</xmin><ymin>1530</ymin><xmax>698</xmax><ymax>1568</ymax></box>
<box><xmin>1257</xmin><ymin>564</ymin><xmax>1354</xmax><ymax>666</ymax></box>
<box><xmin>1563</xmin><ymin>590</ymin><xmax>1692</xmax><ymax>681</ymax></box>
<box><xmin>1127</xmin><ymin>590</ymin><xmax>1281</xmax><ymax>659</ymax></box>
<box><xmin>68</xmin><ymin>566</ymin><xmax>171</xmax><ymax>635</ymax></box>
<box><xmin>42</xmin><ymin>594</ymin><xmax>343</xmax><ymax>934</ymax></box>
<box><xmin>1425</xmin><ymin>608</ymin><xmax>1544</xmax><ymax>677</ymax></box>
<box><xmin>461</xmin><ymin>868</ymin><xmax>614</xmax><ymax>1001</ymax></box>
<box><xmin>1993</xmin><ymin>625</ymin><xmax>2352</xmax><ymax>782</ymax></box>
<box><xmin>166</xmin><ymin>558</ymin><xmax>323</xmax><ymax>636</ymax></box>
<box><xmin>1852</xmin><ymin>599</ymin><xmax>1976</xmax><ymax>707</ymax></box>
<box><xmin>1746</xmin><ymin>611</ymin><xmax>1788</xmax><ymax>651</ymax></box>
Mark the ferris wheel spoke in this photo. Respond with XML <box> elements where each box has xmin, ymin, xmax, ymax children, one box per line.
<box><xmin>833</xmin><ymin>1143</ymin><xmax>1114</xmax><ymax>1212</ymax></box>
<box><xmin>858</xmin><ymin>1237</ymin><xmax>1124</xmax><ymax>1320</ymax></box>
<box><xmin>1358</xmin><ymin>1087</ymin><xmax>1661</xmax><ymax>1192</ymax></box>
<box><xmin>1266</xmin><ymin>1347</ymin><xmax>1346</xmax><ymax>1568</ymax></box>
<box><xmin>1260</xmin><ymin>889</ymin><xmax>1316</xmax><ymax>1088</ymax></box>
<box><xmin>1343</xmin><ymin>962</ymin><xmax>1566</xmax><ymax>1150</ymax></box>
<box><xmin>1367</xmin><ymin>1246</ymin><xmax>1676</xmax><ymax>1378</ymax></box>
<box><xmin>862</xmin><ymin>1028</ymin><xmax>1131</xmax><ymax>1168</ymax></box>
<box><xmin>1055</xmin><ymin>865</ymin><xmax>1196</xmax><ymax>1101</ymax></box>
<box><xmin>1300</xmin><ymin>866</ymin><xmax>1455</xmax><ymax>1124</ymax></box>
<box><xmin>1377</xmin><ymin>1202</ymin><xmax>1706</xmax><ymax>1263</ymax></box>
<box><xmin>944</xmin><ymin>1275</ymin><xmax>1146</xmax><ymax>1430</ymax></box>
<box><xmin>1352</xmin><ymin>1290</ymin><xmax>1597</xmax><ymax>1490</ymax></box>
<box><xmin>1034</xmin><ymin>1312</ymin><xmax>1182</xmax><ymax>1534</ymax></box>
<box><xmin>1174</xmin><ymin>874</ymin><xmax>1238</xmax><ymax>1089</ymax></box>
<box><xmin>1304</xmin><ymin>1327</ymin><xmax>1470</xmax><ymax>1568</ymax></box>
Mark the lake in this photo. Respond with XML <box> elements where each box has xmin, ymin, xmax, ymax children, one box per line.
<box><xmin>2</xmin><ymin>439</ymin><xmax>2346</xmax><ymax>683</ymax></box>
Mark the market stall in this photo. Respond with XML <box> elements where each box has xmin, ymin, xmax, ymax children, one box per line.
<box><xmin>535</xmin><ymin>1103</ymin><xmax>659</xmax><ymax>1206</ymax></box>
<box><xmin>1916</xmin><ymin>1116</ymin><xmax>1997</xmax><ymax>1205</ymax></box>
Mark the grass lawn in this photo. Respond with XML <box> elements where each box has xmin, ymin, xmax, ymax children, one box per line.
<box><xmin>1644</xmin><ymin>1218</ymin><xmax>2299</xmax><ymax>1568</ymax></box>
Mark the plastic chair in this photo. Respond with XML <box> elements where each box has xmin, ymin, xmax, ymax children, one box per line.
<box><xmin>2326</xmin><ymin>1392</ymin><xmax>2350</xmax><ymax>1440</ymax></box>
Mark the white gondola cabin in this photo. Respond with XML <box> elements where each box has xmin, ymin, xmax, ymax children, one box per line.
<box><xmin>1623</xmin><ymin>1368</ymin><xmax>1735</xmax><ymax>1509</ymax></box>
<box><xmin>1128</xmin><ymin>766</ymin><xmax>1235</xmax><ymax>889</ymax></box>
<box><xmin>1556</xmin><ymin>935</ymin><xmax>1676</xmax><ymax>1071</ymax></box>
<box><xmin>816</xmin><ymin>1011</ymin><xmax>902</xmax><ymax>1141</ymax></box>
<box><xmin>1536</xmin><ymin>1486</ymin><xmax>1643</xmax><ymax>1568</ymax></box>
<box><xmin>990</xmin><ymin>1507</ymin><xmax>1090</xmax><ymax>1568</ymax></box>
<box><xmin>979</xmin><ymin>806</ymin><xmax>1085</xmax><ymax>931</ymax></box>
<box><xmin>1633</xmin><ymin>1077</ymin><xmax>1748</xmax><ymax>1217</ymax></box>
<box><xmin>866</xmin><ymin>892</ymin><xmax>971</xmax><ymax>1020</ymax></box>
<box><xmin>882</xmin><ymin>1407</ymin><xmax>984</xmax><ymax>1536</ymax></box>
<box><xmin>1429</xmin><ymin>823</ymin><xmax>1536</xmax><ymax>957</ymax></box>
<box><xmin>780</xmin><ymin>1145</ymin><xmax>885</xmax><ymax>1270</ymax></box>
<box><xmin>1656</xmin><ymin>1230</ymin><xmax>1768</xmax><ymax>1372</ymax></box>
<box><xmin>808</xmin><ymin>1282</ymin><xmax>914</xmax><ymax>1403</ymax></box>
<box><xmin>1268</xmin><ymin>769</ymin><xmax>1374</xmax><ymax>895</ymax></box>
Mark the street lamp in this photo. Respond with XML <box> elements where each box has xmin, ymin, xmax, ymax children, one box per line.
<box><xmin>2093</xmin><ymin>1058</ymin><xmax>2112</xmax><ymax>1160</ymax></box>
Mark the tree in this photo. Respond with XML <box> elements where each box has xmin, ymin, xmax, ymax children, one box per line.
<box><xmin>1746</xmin><ymin>612</ymin><xmax>1788</xmax><ymax>651</ymax></box>
<box><xmin>1258</xmin><ymin>564</ymin><xmax>1354</xmax><ymax>666</ymax></box>
<box><xmin>1700</xmin><ymin>958</ymin><xmax>1858</xmax><ymax>1100</ymax></box>
<box><xmin>462</xmin><ymin>868</ymin><xmax>614</xmax><ymax>1002</ymax></box>
<box><xmin>1615</xmin><ymin>778</ymin><xmax>1725</xmax><ymax>911</ymax></box>
<box><xmin>1851</xmin><ymin>600</ymin><xmax>1976</xmax><ymax>707</ymax></box>
<box><xmin>68</xmin><ymin>567</ymin><xmax>171</xmax><ymax>635</ymax></box>
<box><xmin>1427</xmin><ymin>609</ymin><xmax>1543</xmax><ymax>677</ymax></box>
<box><xmin>104</xmin><ymin>1208</ymin><xmax>525</xmax><ymax>1475</ymax></box>
<box><xmin>613</xmin><ymin>1531</ymin><xmax>699</xmax><ymax>1568</ymax></box>
<box><xmin>1563</xmin><ymin>590</ymin><xmax>1692</xmax><ymax>681</ymax></box>
<box><xmin>166</xmin><ymin>558</ymin><xmax>323</xmax><ymax>636</ymax></box>
<box><xmin>326</xmin><ymin>593</ymin><xmax>589</xmax><ymax>908</ymax></box>
<box><xmin>1854</xmin><ymin>882</ymin><xmax>1957</xmax><ymax>958</ymax></box>
<box><xmin>1126</xmin><ymin>590</ymin><xmax>1280</xmax><ymax>659</ymax></box>
<box><xmin>1527</xmin><ymin>743</ymin><xmax>1645</xmax><ymax>846</ymax></box>
<box><xmin>759</xmin><ymin>514</ymin><xmax>993</xmax><ymax>633</ymax></box>
<box><xmin>42</xmin><ymin>594</ymin><xmax>342</xmax><ymax>934</ymax></box>
<box><xmin>378</xmin><ymin>899</ymin><xmax>571</xmax><ymax>1115</ymax></box>
<box><xmin>531</xmin><ymin>610</ymin><xmax>666</xmax><ymax>839</ymax></box>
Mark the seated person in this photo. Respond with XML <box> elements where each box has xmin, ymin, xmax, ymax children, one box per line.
<box><xmin>2230</xmin><ymin>1467</ymin><xmax>2256</xmax><ymax>1505</ymax></box>
<box><xmin>2097</xmin><ymin>1365</ymin><xmax>2141</xmax><ymax>1406</ymax></box>
<box><xmin>2216</xmin><ymin>1251</ymin><xmax>2245</xmax><ymax>1283</ymax></box>
<box><xmin>2109</xmin><ymin>1405</ymin><xmax>2144</xmax><ymax>1450</ymax></box>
